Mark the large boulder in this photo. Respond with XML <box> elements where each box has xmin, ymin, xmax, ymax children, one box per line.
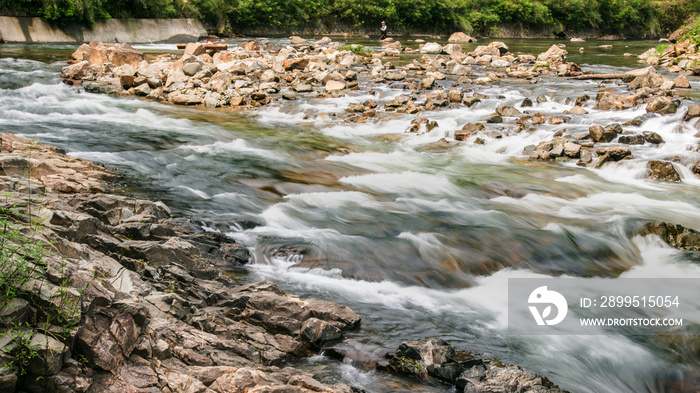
<box><xmin>72</xmin><ymin>42</ymin><xmax>146</xmax><ymax>67</ymax></box>
<box><xmin>442</xmin><ymin>43</ymin><xmax>462</xmax><ymax>55</ymax></box>
<box><xmin>489</xmin><ymin>41</ymin><xmax>509</xmax><ymax>55</ymax></box>
<box><xmin>589</xmin><ymin>124</ymin><xmax>618</xmax><ymax>143</ymax></box>
<box><xmin>646</xmin><ymin>97</ymin><xmax>678</xmax><ymax>114</ymax></box>
<box><xmin>389</xmin><ymin>338</ymin><xmax>455</xmax><ymax>378</ymax></box>
<box><xmin>420</xmin><ymin>42</ymin><xmax>443</xmax><ymax>54</ymax></box>
<box><xmin>61</xmin><ymin>61</ymin><xmax>91</xmax><ymax>80</ymax></box>
<box><xmin>448</xmin><ymin>32</ymin><xmax>477</xmax><ymax>43</ymax></box>
<box><xmin>647</xmin><ymin>160</ymin><xmax>681</xmax><ymax>182</ymax></box>
<box><xmin>644</xmin><ymin>222</ymin><xmax>700</xmax><ymax>251</ymax></box>
<box><xmin>537</xmin><ymin>44</ymin><xmax>568</xmax><ymax>64</ymax></box>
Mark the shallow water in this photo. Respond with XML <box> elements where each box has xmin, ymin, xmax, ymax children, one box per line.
<box><xmin>0</xmin><ymin>39</ymin><xmax>698</xmax><ymax>392</ymax></box>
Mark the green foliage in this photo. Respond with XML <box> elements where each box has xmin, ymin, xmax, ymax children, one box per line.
<box><xmin>4</xmin><ymin>326</ymin><xmax>39</xmax><ymax>376</ymax></box>
<box><xmin>681</xmin><ymin>15</ymin><xmax>700</xmax><ymax>45</ymax></box>
<box><xmin>0</xmin><ymin>209</ymin><xmax>47</xmax><ymax>307</ymax></box>
<box><xmin>339</xmin><ymin>44</ymin><xmax>373</xmax><ymax>55</ymax></box>
<box><xmin>655</xmin><ymin>43</ymin><xmax>669</xmax><ymax>56</ymax></box>
<box><xmin>0</xmin><ymin>0</ymin><xmax>691</xmax><ymax>35</ymax></box>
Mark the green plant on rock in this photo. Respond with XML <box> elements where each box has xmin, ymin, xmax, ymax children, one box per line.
<box><xmin>655</xmin><ymin>43</ymin><xmax>670</xmax><ymax>56</ymax></box>
<box><xmin>0</xmin><ymin>210</ymin><xmax>48</xmax><ymax>307</ymax></box>
<box><xmin>3</xmin><ymin>325</ymin><xmax>39</xmax><ymax>377</ymax></box>
<box><xmin>339</xmin><ymin>44</ymin><xmax>372</xmax><ymax>55</ymax></box>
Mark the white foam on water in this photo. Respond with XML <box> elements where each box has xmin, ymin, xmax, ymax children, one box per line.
<box><xmin>175</xmin><ymin>186</ymin><xmax>210</xmax><ymax>199</ymax></box>
<box><xmin>179</xmin><ymin>139</ymin><xmax>283</xmax><ymax>160</ymax></box>
<box><xmin>339</xmin><ymin>171</ymin><xmax>461</xmax><ymax>196</ymax></box>
<box><xmin>326</xmin><ymin>150</ymin><xmax>423</xmax><ymax>173</ymax></box>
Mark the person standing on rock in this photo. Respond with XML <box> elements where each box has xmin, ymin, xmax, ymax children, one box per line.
<box><xmin>380</xmin><ymin>21</ymin><xmax>388</xmax><ymax>40</ymax></box>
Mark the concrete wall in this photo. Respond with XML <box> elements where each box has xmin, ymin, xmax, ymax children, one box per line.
<box><xmin>0</xmin><ymin>17</ymin><xmax>207</xmax><ymax>44</ymax></box>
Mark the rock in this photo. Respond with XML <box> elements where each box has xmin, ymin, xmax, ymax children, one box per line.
<box><xmin>420</xmin><ymin>42</ymin><xmax>443</xmax><ymax>54</ymax></box>
<box><xmin>491</xmin><ymin>59</ymin><xmax>511</xmax><ymax>68</ymax></box>
<box><xmin>300</xmin><ymin>318</ymin><xmax>342</xmax><ymax>348</ymax></box>
<box><xmin>325</xmin><ymin>80</ymin><xmax>346</xmax><ymax>92</ymax></box>
<box><xmin>596</xmin><ymin>91</ymin><xmax>636</xmax><ymax>111</ymax></box>
<box><xmin>0</xmin><ymin>298</ymin><xmax>30</xmax><ymax>327</ymax></box>
<box><xmin>487</xmin><ymin>115</ymin><xmax>503</xmax><ymax>123</ymax></box>
<box><xmin>28</xmin><ymin>333</ymin><xmax>69</xmax><ymax>376</ymax></box>
<box><xmin>673</xmin><ymin>74</ymin><xmax>690</xmax><ymax>88</ymax></box>
<box><xmin>647</xmin><ymin>160</ymin><xmax>681</xmax><ymax>182</ymax></box>
<box><xmin>171</xmin><ymin>93</ymin><xmax>202</xmax><ymax>105</ymax></box>
<box><xmin>454</xmin><ymin>131</ymin><xmax>470</xmax><ymax>141</ymax></box>
<box><xmin>289</xmin><ymin>36</ymin><xmax>308</xmax><ymax>45</ymax></box>
<box><xmin>182</xmin><ymin>62</ymin><xmax>202</xmax><ymax>77</ymax></box>
<box><xmin>629</xmin><ymin>73</ymin><xmax>671</xmax><ymax>90</ymax></box>
<box><xmin>0</xmin><ymin>154</ymin><xmax>31</xmax><ymax>177</ymax></box>
<box><xmin>618</xmin><ymin>134</ymin><xmax>645</xmax><ymax>145</ymax></box>
<box><xmin>442</xmin><ymin>44</ymin><xmax>462</xmax><ymax>55</ymax></box>
<box><xmin>642</xmin><ymin>131</ymin><xmax>664</xmax><ymax>144</ymax></box>
<box><xmin>462</xmin><ymin>123</ymin><xmax>485</xmax><ymax>133</ymax></box>
<box><xmin>75</xmin><ymin>306</ymin><xmax>140</xmax><ymax>372</ymax></box>
<box><xmin>460</xmin><ymin>364</ymin><xmax>566</xmax><ymax>393</ymax></box>
<box><xmin>488</xmin><ymin>41</ymin><xmax>509</xmax><ymax>55</ymax></box>
<box><xmin>537</xmin><ymin>44</ymin><xmax>567</xmax><ymax>64</ymax></box>
<box><xmin>623</xmin><ymin>66</ymin><xmax>657</xmax><ymax>82</ymax></box>
<box><xmin>293</xmin><ymin>84</ymin><xmax>313</xmax><ymax>93</ymax></box>
<box><xmin>133</xmin><ymin>83</ymin><xmax>151</xmax><ymax>96</ymax></box>
<box><xmin>644</xmin><ymin>222</ymin><xmax>700</xmax><ymax>251</ymax></box>
<box><xmin>646</xmin><ymin>97</ymin><xmax>678</xmax><ymax>114</ymax></box>
<box><xmin>421</xmin><ymin>77</ymin><xmax>435</xmax><ymax>89</ymax></box>
<box><xmin>568</xmin><ymin>106</ymin><xmax>588</xmax><ymax>115</ymax></box>
<box><xmin>183</xmin><ymin>43</ymin><xmax>206</xmax><ymax>56</ymax></box>
<box><xmin>389</xmin><ymin>338</ymin><xmax>455</xmax><ymax>378</ymax></box>
<box><xmin>448</xmin><ymin>89</ymin><xmax>463</xmax><ymax>103</ymax></box>
<box><xmin>448</xmin><ymin>32</ymin><xmax>477</xmax><ymax>43</ymax></box>
<box><xmin>684</xmin><ymin>104</ymin><xmax>700</xmax><ymax>121</ymax></box>
<box><xmin>496</xmin><ymin>105</ymin><xmax>521</xmax><ymax>117</ymax></box>
<box><xmin>283</xmin><ymin>58</ymin><xmax>309</xmax><ymax>71</ymax></box>
<box><xmin>61</xmin><ymin>61</ymin><xmax>91</xmax><ymax>80</ymax></box>
<box><xmin>521</xmin><ymin>98</ymin><xmax>533</xmax><ymax>107</ymax></box>
<box><xmin>563</xmin><ymin>142</ymin><xmax>581</xmax><ymax>158</ymax></box>
<box><xmin>471</xmin><ymin>45</ymin><xmax>500</xmax><ymax>58</ymax></box>
<box><xmin>595</xmin><ymin>146</ymin><xmax>632</xmax><ymax>161</ymax></box>
<box><xmin>72</xmin><ymin>42</ymin><xmax>146</xmax><ymax>67</ymax></box>
<box><xmin>589</xmin><ymin>125</ymin><xmax>617</xmax><ymax>143</ymax></box>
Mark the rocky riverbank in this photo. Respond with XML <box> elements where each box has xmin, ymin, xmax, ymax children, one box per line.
<box><xmin>61</xmin><ymin>38</ymin><xmax>700</xmax><ymax>184</ymax></box>
<box><xmin>0</xmin><ymin>133</ymin><xmax>575</xmax><ymax>392</ymax></box>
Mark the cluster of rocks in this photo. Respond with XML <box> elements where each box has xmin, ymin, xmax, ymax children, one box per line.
<box><xmin>639</xmin><ymin>28</ymin><xmax>700</xmax><ymax>75</ymax></box>
<box><xmin>382</xmin><ymin>338</ymin><xmax>568</xmax><ymax>393</ymax></box>
<box><xmin>61</xmin><ymin>38</ymin><xmax>579</xmax><ymax>116</ymax></box>
<box><xmin>0</xmin><ymin>133</ymin><xmax>362</xmax><ymax>393</ymax></box>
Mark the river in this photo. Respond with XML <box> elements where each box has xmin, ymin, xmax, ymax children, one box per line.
<box><xmin>1</xmin><ymin>38</ymin><xmax>699</xmax><ymax>392</ymax></box>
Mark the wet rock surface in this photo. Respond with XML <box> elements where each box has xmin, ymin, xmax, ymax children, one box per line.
<box><xmin>385</xmin><ymin>338</ymin><xmax>568</xmax><ymax>393</ymax></box>
<box><xmin>0</xmin><ymin>132</ymin><xmax>361</xmax><ymax>392</ymax></box>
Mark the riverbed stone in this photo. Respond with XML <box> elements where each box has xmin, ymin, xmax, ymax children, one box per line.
<box><xmin>618</xmin><ymin>134</ymin><xmax>645</xmax><ymax>145</ymax></box>
<box><xmin>448</xmin><ymin>32</ymin><xmax>477</xmax><ymax>43</ymax></box>
<box><xmin>420</xmin><ymin>42</ymin><xmax>443</xmax><ymax>54</ymax></box>
<box><xmin>646</xmin><ymin>97</ymin><xmax>678</xmax><ymax>114</ymax></box>
<box><xmin>589</xmin><ymin>125</ymin><xmax>617</xmax><ymax>143</ymax></box>
<box><xmin>647</xmin><ymin>160</ymin><xmax>681</xmax><ymax>182</ymax></box>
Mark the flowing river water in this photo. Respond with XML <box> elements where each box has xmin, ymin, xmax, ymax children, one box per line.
<box><xmin>1</xmin><ymin>38</ymin><xmax>699</xmax><ymax>392</ymax></box>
